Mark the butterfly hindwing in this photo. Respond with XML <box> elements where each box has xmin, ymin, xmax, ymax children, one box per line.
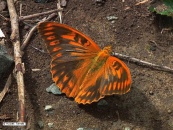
<box><xmin>101</xmin><ymin>56</ymin><xmax>131</xmax><ymax>95</ymax></box>
<box><xmin>75</xmin><ymin>56</ymin><xmax>131</xmax><ymax>104</ymax></box>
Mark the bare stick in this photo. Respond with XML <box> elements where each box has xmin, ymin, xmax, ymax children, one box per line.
<box><xmin>7</xmin><ymin>0</ymin><xmax>25</xmax><ymax>126</ymax></box>
<box><xmin>149</xmin><ymin>40</ymin><xmax>166</xmax><ymax>52</ymax></box>
<box><xmin>30</xmin><ymin>45</ymin><xmax>47</xmax><ymax>53</ymax></box>
<box><xmin>113</xmin><ymin>52</ymin><xmax>173</xmax><ymax>73</ymax></box>
<box><xmin>21</xmin><ymin>13</ymin><xmax>57</xmax><ymax>51</ymax></box>
<box><xmin>135</xmin><ymin>0</ymin><xmax>149</xmax><ymax>5</ymax></box>
<box><xmin>20</xmin><ymin>3</ymin><xmax>22</xmax><ymax>16</ymax></box>
<box><xmin>0</xmin><ymin>75</ymin><xmax>11</xmax><ymax>102</ymax></box>
<box><xmin>0</xmin><ymin>14</ymin><xmax>10</xmax><ymax>21</ymax></box>
<box><xmin>19</xmin><ymin>9</ymin><xmax>62</xmax><ymax>21</ymax></box>
<box><xmin>57</xmin><ymin>0</ymin><xmax>63</xmax><ymax>23</ymax></box>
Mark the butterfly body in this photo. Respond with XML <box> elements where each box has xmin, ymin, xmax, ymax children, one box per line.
<box><xmin>38</xmin><ymin>22</ymin><xmax>132</xmax><ymax>104</ymax></box>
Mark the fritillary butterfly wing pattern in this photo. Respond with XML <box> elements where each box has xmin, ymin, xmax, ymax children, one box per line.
<box><xmin>38</xmin><ymin>22</ymin><xmax>132</xmax><ymax>104</ymax></box>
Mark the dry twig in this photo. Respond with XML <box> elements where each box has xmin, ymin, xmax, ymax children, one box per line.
<box><xmin>0</xmin><ymin>14</ymin><xmax>10</xmax><ymax>21</ymax></box>
<box><xmin>113</xmin><ymin>52</ymin><xmax>173</xmax><ymax>73</ymax></box>
<box><xmin>149</xmin><ymin>40</ymin><xmax>166</xmax><ymax>52</ymax></box>
<box><xmin>57</xmin><ymin>0</ymin><xmax>63</xmax><ymax>23</ymax></box>
<box><xmin>135</xmin><ymin>0</ymin><xmax>149</xmax><ymax>5</ymax></box>
<box><xmin>0</xmin><ymin>75</ymin><xmax>11</xmax><ymax>102</ymax></box>
<box><xmin>19</xmin><ymin>9</ymin><xmax>63</xmax><ymax>21</ymax></box>
<box><xmin>7</xmin><ymin>0</ymin><xmax>25</xmax><ymax>126</ymax></box>
<box><xmin>0</xmin><ymin>114</ymin><xmax>11</xmax><ymax>120</ymax></box>
<box><xmin>21</xmin><ymin>13</ymin><xmax>57</xmax><ymax>51</ymax></box>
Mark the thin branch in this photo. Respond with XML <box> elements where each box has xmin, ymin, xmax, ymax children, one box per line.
<box><xmin>57</xmin><ymin>0</ymin><xmax>63</xmax><ymax>23</ymax></box>
<box><xmin>0</xmin><ymin>14</ymin><xmax>10</xmax><ymax>21</ymax></box>
<box><xmin>30</xmin><ymin>45</ymin><xmax>47</xmax><ymax>53</ymax></box>
<box><xmin>20</xmin><ymin>3</ymin><xmax>22</xmax><ymax>16</ymax></box>
<box><xmin>19</xmin><ymin>9</ymin><xmax>62</xmax><ymax>21</ymax></box>
<box><xmin>0</xmin><ymin>114</ymin><xmax>11</xmax><ymax>120</ymax></box>
<box><xmin>113</xmin><ymin>52</ymin><xmax>173</xmax><ymax>73</ymax></box>
<box><xmin>21</xmin><ymin>13</ymin><xmax>57</xmax><ymax>51</ymax></box>
<box><xmin>135</xmin><ymin>0</ymin><xmax>149</xmax><ymax>5</ymax></box>
<box><xmin>0</xmin><ymin>75</ymin><xmax>11</xmax><ymax>102</ymax></box>
<box><xmin>7</xmin><ymin>0</ymin><xmax>26</xmax><ymax>126</ymax></box>
<box><xmin>149</xmin><ymin>40</ymin><xmax>166</xmax><ymax>52</ymax></box>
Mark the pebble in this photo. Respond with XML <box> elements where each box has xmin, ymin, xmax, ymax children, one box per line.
<box><xmin>37</xmin><ymin>121</ymin><xmax>44</xmax><ymax>129</ymax></box>
<box><xmin>60</xmin><ymin>0</ymin><xmax>67</xmax><ymax>7</ymax></box>
<box><xmin>168</xmin><ymin>109</ymin><xmax>172</xmax><ymax>114</ymax></box>
<box><xmin>46</xmin><ymin>83</ymin><xmax>62</xmax><ymax>95</ymax></box>
<box><xmin>48</xmin><ymin>123</ymin><xmax>53</xmax><ymax>128</ymax></box>
<box><xmin>77</xmin><ymin>128</ymin><xmax>84</xmax><ymax>130</ymax></box>
<box><xmin>124</xmin><ymin>126</ymin><xmax>131</xmax><ymax>130</ymax></box>
<box><xmin>97</xmin><ymin>99</ymin><xmax>108</xmax><ymax>108</ymax></box>
<box><xmin>44</xmin><ymin>105</ymin><xmax>54</xmax><ymax>111</ymax></box>
<box><xmin>107</xmin><ymin>16</ymin><xmax>118</xmax><ymax>21</ymax></box>
<box><xmin>111</xmin><ymin>21</ymin><xmax>115</xmax><ymax>24</ymax></box>
<box><xmin>149</xmin><ymin>90</ymin><xmax>154</xmax><ymax>95</ymax></box>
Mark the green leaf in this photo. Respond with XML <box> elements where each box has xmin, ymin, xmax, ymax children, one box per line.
<box><xmin>163</xmin><ymin>0</ymin><xmax>173</xmax><ymax>8</ymax></box>
<box><xmin>149</xmin><ymin>0</ymin><xmax>173</xmax><ymax>17</ymax></box>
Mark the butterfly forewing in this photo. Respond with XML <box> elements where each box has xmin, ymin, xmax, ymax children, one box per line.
<box><xmin>38</xmin><ymin>22</ymin><xmax>101</xmax><ymax>98</ymax></box>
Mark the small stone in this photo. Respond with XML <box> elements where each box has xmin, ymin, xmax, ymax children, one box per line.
<box><xmin>124</xmin><ymin>126</ymin><xmax>131</xmax><ymax>130</ymax></box>
<box><xmin>37</xmin><ymin>121</ymin><xmax>44</xmax><ymax>129</ymax></box>
<box><xmin>111</xmin><ymin>21</ymin><xmax>115</xmax><ymax>24</ymax></box>
<box><xmin>149</xmin><ymin>91</ymin><xmax>154</xmax><ymax>95</ymax></box>
<box><xmin>77</xmin><ymin>128</ymin><xmax>84</xmax><ymax>130</ymax></box>
<box><xmin>48</xmin><ymin>123</ymin><xmax>53</xmax><ymax>128</ymax></box>
<box><xmin>107</xmin><ymin>16</ymin><xmax>118</xmax><ymax>21</ymax></box>
<box><xmin>46</xmin><ymin>83</ymin><xmax>62</xmax><ymax>95</ymax></box>
<box><xmin>60</xmin><ymin>0</ymin><xmax>67</xmax><ymax>7</ymax></box>
<box><xmin>168</xmin><ymin>109</ymin><xmax>172</xmax><ymax>114</ymax></box>
<box><xmin>44</xmin><ymin>105</ymin><xmax>54</xmax><ymax>111</ymax></box>
<box><xmin>97</xmin><ymin>99</ymin><xmax>108</xmax><ymax>108</ymax></box>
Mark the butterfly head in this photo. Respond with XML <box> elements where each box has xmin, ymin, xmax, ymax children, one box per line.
<box><xmin>102</xmin><ymin>45</ymin><xmax>112</xmax><ymax>55</ymax></box>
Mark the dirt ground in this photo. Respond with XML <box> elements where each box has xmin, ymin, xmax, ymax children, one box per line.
<box><xmin>0</xmin><ymin>0</ymin><xmax>173</xmax><ymax>130</ymax></box>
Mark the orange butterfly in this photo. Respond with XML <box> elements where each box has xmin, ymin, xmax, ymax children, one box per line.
<box><xmin>38</xmin><ymin>22</ymin><xmax>132</xmax><ymax>104</ymax></box>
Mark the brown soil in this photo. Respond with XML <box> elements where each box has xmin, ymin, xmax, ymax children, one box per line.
<box><xmin>0</xmin><ymin>0</ymin><xmax>173</xmax><ymax>130</ymax></box>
